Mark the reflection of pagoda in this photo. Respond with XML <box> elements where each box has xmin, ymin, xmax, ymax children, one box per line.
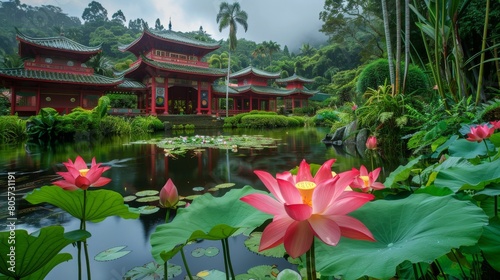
<box><xmin>0</xmin><ymin>30</ymin><xmax>122</xmax><ymax>116</ymax></box>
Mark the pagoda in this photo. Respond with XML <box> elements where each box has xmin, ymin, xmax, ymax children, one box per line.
<box><xmin>217</xmin><ymin>66</ymin><xmax>285</xmax><ymax>114</ymax></box>
<box><xmin>276</xmin><ymin>73</ymin><xmax>317</xmax><ymax>112</ymax></box>
<box><xmin>118</xmin><ymin>28</ymin><xmax>227</xmax><ymax>115</ymax></box>
<box><xmin>0</xmin><ymin>30</ymin><xmax>123</xmax><ymax>116</ymax></box>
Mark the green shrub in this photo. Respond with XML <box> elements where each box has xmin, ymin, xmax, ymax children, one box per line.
<box><xmin>0</xmin><ymin>95</ymin><xmax>10</xmax><ymax>116</ymax></box>
<box><xmin>0</xmin><ymin>116</ymin><xmax>27</xmax><ymax>143</ymax></box>
<box><xmin>314</xmin><ymin>109</ymin><xmax>340</xmax><ymax>126</ymax></box>
<box><xmin>99</xmin><ymin>116</ymin><xmax>131</xmax><ymax>136</ymax></box>
<box><xmin>26</xmin><ymin>108</ymin><xmax>62</xmax><ymax>141</ymax></box>
<box><xmin>356</xmin><ymin>59</ymin><xmax>431</xmax><ymax>96</ymax></box>
<box><xmin>131</xmin><ymin>116</ymin><xmax>164</xmax><ymax>134</ymax></box>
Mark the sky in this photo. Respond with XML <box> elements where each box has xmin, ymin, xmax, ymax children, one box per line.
<box><xmin>21</xmin><ymin>0</ymin><xmax>328</xmax><ymax>52</ymax></box>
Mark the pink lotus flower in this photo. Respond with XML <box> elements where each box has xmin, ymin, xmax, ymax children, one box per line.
<box><xmin>53</xmin><ymin>156</ymin><xmax>111</xmax><ymax>190</ymax></box>
<box><xmin>159</xmin><ymin>179</ymin><xmax>179</xmax><ymax>208</ymax></box>
<box><xmin>365</xmin><ymin>136</ymin><xmax>377</xmax><ymax>150</ymax></box>
<box><xmin>491</xmin><ymin>120</ymin><xmax>500</xmax><ymax>130</ymax></box>
<box><xmin>466</xmin><ymin>124</ymin><xmax>494</xmax><ymax>143</ymax></box>
<box><xmin>240</xmin><ymin>159</ymin><xmax>375</xmax><ymax>258</ymax></box>
<box><xmin>347</xmin><ymin>165</ymin><xmax>385</xmax><ymax>192</ymax></box>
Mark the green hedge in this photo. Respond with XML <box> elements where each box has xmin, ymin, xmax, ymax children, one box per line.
<box><xmin>224</xmin><ymin>111</ymin><xmax>304</xmax><ymax>129</ymax></box>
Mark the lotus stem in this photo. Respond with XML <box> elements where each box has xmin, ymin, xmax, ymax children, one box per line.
<box><xmin>83</xmin><ymin>190</ymin><xmax>91</xmax><ymax>280</ymax></box>
<box><xmin>306</xmin><ymin>240</ymin><xmax>317</xmax><ymax>279</ymax></box>
<box><xmin>221</xmin><ymin>239</ymin><xmax>229</xmax><ymax>280</ymax></box>
<box><xmin>164</xmin><ymin>208</ymin><xmax>170</xmax><ymax>280</ymax></box>
<box><xmin>180</xmin><ymin>247</ymin><xmax>193</xmax><ymax>280</ymax></box>
<box><xmin>221</xmin><ymin>238</ymin><xmax>235</xmax><ymax>280</ymax></box>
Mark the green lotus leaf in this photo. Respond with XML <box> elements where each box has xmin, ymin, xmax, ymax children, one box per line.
<box><xmin>276</xmin><ymin>268</ymin><xmax>301</xmax><ymax>280</ymax></box>
<box><xmin>434</xmin><ymin>159</ymin><xmax>500</xmax><ymax>192</ymax></box>
<box><xmin>246</xmin><ymin>265</ymin><xmax>280</xmax><ymax>279</ymax></box>
<box><xmin>25</xmin><ymin>186</ymin><xmax>140</xmax><ymax>222</ymax></box>
<box><xmin>196</xmin><ymin>269</ymin><xmax>226</xmax><ymax>279</ymax></box>
<box><xmin>150</xmin><ymin>186</ymin><xmax>271</xmax><ymax>263</ymax></box>
<box><xmin>0</xmin><ymin>226</ymin><xmax>89</xmax><ymax>279</ymax></box>
<box><xmin>315</xmin><ymin>194</ymin><xmax>488</xmax><ymax>280</ymax></box>
<box><xmin>384</xmin><ymin>156</ymin><xmax>422</xmax><ymax>188</ymax></box>
<box><xmin>448</xmin><ymin>138</ymin><xmax>495</xmax><ymax>158</ymax></box>
<box><xmin>94</xmin><ymin>246</ymin><xmax>131</xmax><ymax>262</ymax></box>
<box><xmin>478</xmin><ymin>217</ymin><xmax>500</xmax><ymax>271</ymax></box>
<box><xmin>22</xmin><ymin>253</ymin><xmax>72</xmax><ymax>280</ymax></box>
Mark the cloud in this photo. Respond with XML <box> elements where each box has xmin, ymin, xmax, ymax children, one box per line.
<box><xmin>21</xmin><ymin>0</ymin><xmax>328</xmax><ymax>51</ymax></box>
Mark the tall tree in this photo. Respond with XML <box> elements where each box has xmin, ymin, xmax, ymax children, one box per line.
<box><xmin>216</xmin><ymin>1</ymin><xmax>248</xmax><ymax>117</ymax></box>
<box><xmin>82</xmin><ymin>1</ymin><xmax>108</xmax><ymax>23</ymax></box>
<box><xmin>262</xmin><ymin>40</ymin><xmax>280</xmax><ymax>66</ymax></box>
<box><xmin>111</xmin><ymin>10</ymin><xmax>126</xmax><ymax>25</ymax></box>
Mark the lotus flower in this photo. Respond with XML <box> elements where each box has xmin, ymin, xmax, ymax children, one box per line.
<box><xmin>365</xmin><ymin>136</ymin><xmax>377</xmax><ymax>150</ymax></box>
<box><xmin>347</xmin><ymin>165</ymin><xmax>385</xmax><ymax>192</ymax></box>
<box><xmin>490</xmin><ymin>120</ymin><xmax>500</xmax><ymax>130</ymax></box>
<box><xmin>159</xmin><ymin>179</ymin><xmax>179</xmax><ymax>208</ymax></box>
<box><xmin>240</xmin><ymin>159</ymin><xmax>375</xmax><ymax>258</ymax></box>
<box><xmin>53</xmin><ymin>156</ymin><xmax>111</xmax><ymax>190</ymax></box>
<box><xmin>466</xmin><ymin>124</ymin><xmax>494</xmax><ymax>143</ymax></box>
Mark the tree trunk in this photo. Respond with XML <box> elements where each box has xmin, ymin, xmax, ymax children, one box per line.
<box><xmin>381</xmin><ymin>0</ymin><xmax>395</xmax><ymax>89</ymax></box>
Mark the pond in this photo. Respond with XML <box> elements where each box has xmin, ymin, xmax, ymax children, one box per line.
<box><xmin>0</xmin><ymin>127</ymin><xmax>390</xmax><ymax>280</ymax></box>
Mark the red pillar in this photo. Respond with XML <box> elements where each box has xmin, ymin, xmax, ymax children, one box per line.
<box><xmin>207</xmin><ymin>85</ymin><xmax>212</xmax><ymax>115</ymax></box>
<box><xmin>36</xmin><ymin>86</ymin><xmax>41</xmax><ymax>113</ymax></box>
<box><xmin>164</xmin><ymin>79</ymin><xmax>169</xmax><ymax>114</ymax></box>
<box><xmin>197</xmin><ymin>81</ymin><xmax>202</xmax><ymax>115</ymax></box>
<box><xmin>151</xmin><ymin>80</ymin><xmax>156</xmax><ymax>115</ymax></box>
<box><xmin>10</xmin><ymin>86</ymin><xmax>16</xmax><ymax>115</ymax></box>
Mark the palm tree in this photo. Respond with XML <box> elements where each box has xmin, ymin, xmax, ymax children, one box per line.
<box><xmin>216</xmin><ymin>1</ymin><xmax>248</xmax><ymax>117</ymax></box>
<box><xmin>263</xmin><ymin>40</ymin><xmax>280</xmax><ymax>66</ymax></box>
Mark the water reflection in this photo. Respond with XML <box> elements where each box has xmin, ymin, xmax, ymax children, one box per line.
<box><xmin>0</xmin><ymin>127</ymin><xmax>382</xmax><ymax>280</ymax></box>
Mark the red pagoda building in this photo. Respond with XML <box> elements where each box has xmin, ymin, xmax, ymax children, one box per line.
<box><xmin>276</xmin><ymin>73</ymin><xmax>317</xmax><ymax>112</ymax></box>
<box><xmin>0</xmin><ymin>30</ymin><xmax>123</xmax><ymax>116</ymax></box>
<box><xmin>118</xmin><ymin>28</ymin><xmax>227</xmax><ymax>115</ymax></box>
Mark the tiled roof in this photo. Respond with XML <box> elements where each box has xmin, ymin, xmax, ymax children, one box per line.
<box><xmin>276</xmin><ymin>73</ymin><xmax>315</xmax><ymax>84</ymax></box>
<box><xmin>119</xmin><ymin>28</ymin><xmax>220</xmax><ymax>52</ymax></box>
<box><xmin>121</xmin><ymin>56</ymin><xmax>227</xmax><ymax>77</ymax></box>
<box><xmin>0</xmin><ymin>68</ymin><xmax>122</xmax><ymax>85</ymax></box>
<box><xmin>230</xmin><ymin>66</ymin><xmax>281</xmax><ymax>79</ymax></box>
<box><xmin>235</xmin><ymin>85</ymin><xmax>293</xmax><ymax>96</ymax></box>
<box><xmin>117</xmin><ymin>79</ymin><xmax>146</xmax><ymax>89</ymax></box>
<box><xmin>16</xmin><ymin>30</ymin><xmax>101</xmax><ymax>54</ymax></box>
<box><xmin>212</xmin><ymin>84</ymin><xmax>239</xmax><ymax>94</ymax></box>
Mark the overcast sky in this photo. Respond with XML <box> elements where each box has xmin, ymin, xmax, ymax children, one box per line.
<box><xmin>22</xmin><ymin>0</ymin><xmax>328</xmax><ymax>52</ymax></box>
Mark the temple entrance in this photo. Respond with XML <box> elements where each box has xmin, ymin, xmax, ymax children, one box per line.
<box><xmin>168</xmin><ymin>86</ymin><xmax>197</xmax><ymax>114</ymax></box>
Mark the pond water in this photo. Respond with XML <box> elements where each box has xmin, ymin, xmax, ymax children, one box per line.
<box><xmin>0</xmin><ymin>127</ymin><xmax>391</xmax><ymax>280</ymax></box>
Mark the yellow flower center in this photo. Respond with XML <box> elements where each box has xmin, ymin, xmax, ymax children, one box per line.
<box><xmin>360</xmin><ymin>175</ymin><xmax>370</xmax><ymax>187</ymax></box>
<box><xmin>79</xmin><ymin>169</ymin><xmax>89</xmax><ymax>177</ymax></box>
<box><xmin>296</xmin><ymin>181</ymin><xmax>316</xmax><ymax>207</ymax></box>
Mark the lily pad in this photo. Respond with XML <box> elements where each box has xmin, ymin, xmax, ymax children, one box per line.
<box><xmin>244</xmin><ymin>232</ymin><xmax>286</xmax><ymax>258</ymax></box>
<box><xmin>129</xmin><ymin>206</ymin><xmax>160</xmax><ymax>215</ymax></box>
<box><xmin>183</xmin><ymin>194</ymin><xmax>201</xmax><ymax>200</ymax></box>
<box><xmin>207</xmin><ymin>187</ymin><xmax>219</xmax><ymax>192</ymax></box>
<box><xmin>136</xmin><ymin>196</ymin><xmax>160</xmax><ymax>203</ymax></box>
<box><xmin>136</xmin><ymin>190</ymin><xmax>159</xmax><ymax>197</ymax></box>
<box><xmin>124</xmin><ymin>261</ymin><xmax>182</xmax><ymax>279</ymax></box>
<box><xmin>204</xmin><ymin>246</ymin><xmax>219</xmax><ymax>257</ymax></box>
<box><xmin>214</xmin><ymin>183</ymin><xmax>235</xmax><ymax>189</ymax></box>
<box><xmin>192</xmin><ymin>186</ymin><xmax>205</xmax><ymax>192</ymax></box>
<box><xmin>191</xmin><ymin>248</ymin><xmax>205</xmax><ymax>257</ymax></box>
<box><xmin>123</xmin><ymin>195</ymin><xmax>137</xmax><ymax>202</ymax></box>
<box><xmin>94</xmin><ymin>246</ymin><xmax>131</xmax><ymax>262</ymax></box>
<box><xmin>196</xmin><ymin>269</ymin><xmax>226</xmax><ymax>280</ymax></box>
